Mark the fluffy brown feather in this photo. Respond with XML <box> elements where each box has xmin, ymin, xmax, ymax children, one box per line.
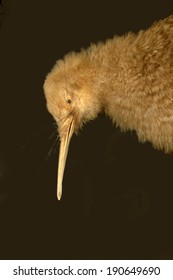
<box><xmin>44</xmin><ymin>15</ymin><xmax>173</xmax><ymax>199</ymax></box>
<box><xmin>44</xmin><ymin>15</ymin><xmax>173</xmax><ymax>153</ymax></box>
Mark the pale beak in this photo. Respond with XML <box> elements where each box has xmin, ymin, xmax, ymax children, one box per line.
<box><xmin>57</xmin><ymin>119</ymin><xmax>74</xmax><ymax>200</ymax></box>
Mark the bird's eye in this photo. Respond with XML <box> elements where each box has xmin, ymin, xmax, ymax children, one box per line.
<box><xmin>67</xmin><ymin>99</ymin><xmax>72</xmax><ymax>104</ymax></box>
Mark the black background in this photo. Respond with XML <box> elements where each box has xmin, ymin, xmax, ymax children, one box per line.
<box><xmin>0</xmin><ymin>0</ymin><xmax>173</xmax><ymax>259</ymax></box>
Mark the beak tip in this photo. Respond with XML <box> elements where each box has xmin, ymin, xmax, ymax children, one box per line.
<box><xmin>57</xmin><ymin>192</ymin><xmax>62</xmax><ymax>201</ymax></box>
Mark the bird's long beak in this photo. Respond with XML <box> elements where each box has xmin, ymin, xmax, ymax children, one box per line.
<box><xmin>57</xmin><ymin>119</ymin><xmax>74</xmax><ymax>200</ymax></box>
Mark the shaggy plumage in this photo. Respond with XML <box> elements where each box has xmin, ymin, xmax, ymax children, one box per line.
<box><xmin>44</xmin><ymin>15</ymin><xmax>173</xmax><ymax>199</ymax></box>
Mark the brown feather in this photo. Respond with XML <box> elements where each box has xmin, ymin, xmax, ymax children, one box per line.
<box><xmin>44</xmin><ymin>15</ymin><xmax>173</xmax><ymax>199</ymax></box>
<box><xmin>44</xmin><ymin>15</ymin><xmax>173</xmax><ymax>153</ymax></box>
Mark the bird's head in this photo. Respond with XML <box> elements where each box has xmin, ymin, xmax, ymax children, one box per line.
<box><xmin>43</xmin><ymin>51</ymin><xmax>102</xmax><ymax>200</ymax></box>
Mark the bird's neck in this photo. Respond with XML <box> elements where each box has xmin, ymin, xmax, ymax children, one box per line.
<box><xmin>89</xmin><ymin>32</ymin><xmax>138</xmax><ymax>123</ymax></box>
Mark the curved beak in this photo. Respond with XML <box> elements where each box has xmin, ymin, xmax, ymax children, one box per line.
<box><xmin>57</xmin><ymin>119</ymin><xmax>74</xmax><ymax>200</ymax></box>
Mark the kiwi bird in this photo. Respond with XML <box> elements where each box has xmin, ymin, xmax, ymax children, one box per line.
<box><xmin>43</xmin><ymin>15</ymin><xmax>173</xmax><ymax>200</ymax></box>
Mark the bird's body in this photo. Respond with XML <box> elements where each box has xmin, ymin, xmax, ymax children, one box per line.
<box><xmin>44</xmin><ymin>15</ymin><xmax>173</xmax><ymax>200</ymax></box>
